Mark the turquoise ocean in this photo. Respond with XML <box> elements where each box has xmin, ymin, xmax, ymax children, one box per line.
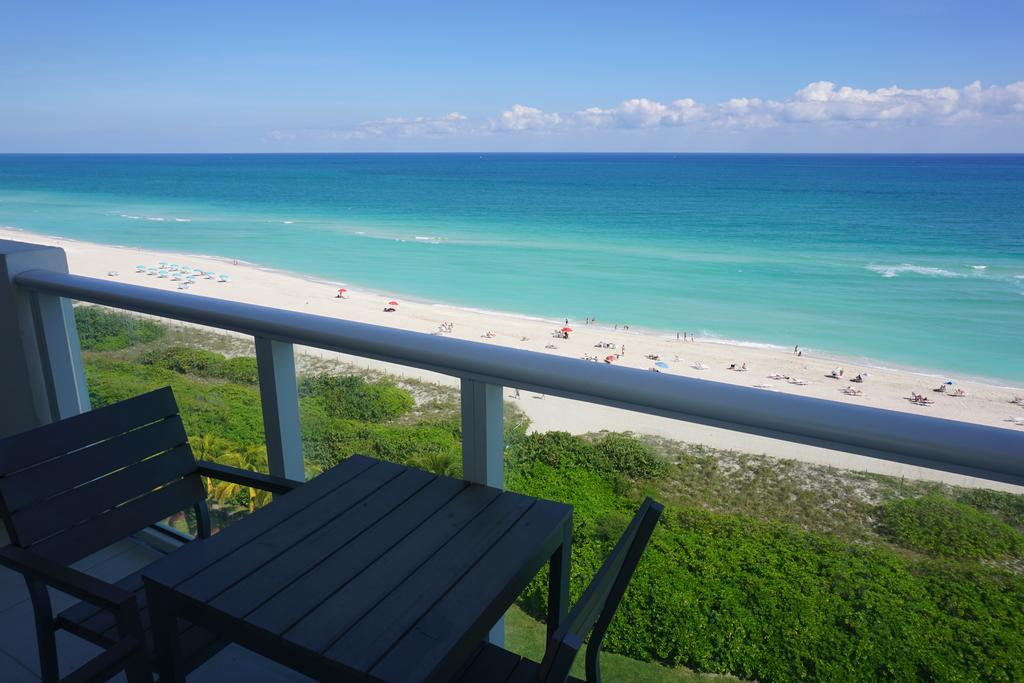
<box><xmin>1</xmin><ymin>154</ymin><xmax>1022</xmax><ymax>383</ymax></box>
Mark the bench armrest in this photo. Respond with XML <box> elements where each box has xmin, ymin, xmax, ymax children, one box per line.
<box><xmin>196</xmin><ymin>461</ymin><xmax>301</xmax><ymax>495</ymax></box>
<box><xmin>0</xmin><ymin>545</ymin><xmax>136</xmax><ymax>611</ymax></box>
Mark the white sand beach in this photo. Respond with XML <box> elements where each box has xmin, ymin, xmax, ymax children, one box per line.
<box><xmin>5</xmin><ymin>227</ymin><xmax>1022</xmax><ymax>491</ymax></box>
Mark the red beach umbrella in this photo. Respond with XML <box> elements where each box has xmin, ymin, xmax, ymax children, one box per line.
<box><xmin>562</xmin><ymin>326</ymin><xmax>573</xmax><ymax>332</ymax></box>
<box><xmin>605</xmin><ymin>355</ymin><xmax>615</xmax><ymax>362</ymax></box>
<box><xmin>337</xmin><ymin>288</ymin><xmax>347</xmax><ymax>293</ymax></box>
<box><xmin>388</xmin><ymin>300</ymin><xmax>399</xmax><ymax>306</ymax></box>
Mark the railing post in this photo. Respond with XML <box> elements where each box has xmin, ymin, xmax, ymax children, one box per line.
<box><xmin>460</xmin><ymin>377</ymin><xmax>505</xmax><ymax>644</ymax></box>
<box><xmin>30</xmin><ymin>292</ymin><xmax>91</xmax><ymax>421</ymax></box>
<box><xmin>255</xmin><ymin>337</ymin><xmax>305</xmax><ymax>482</ymax></box>
<box><xmin>0</xmin><ymin>240</ymin><xmax>88</xmax><ymax>436</ymax></box>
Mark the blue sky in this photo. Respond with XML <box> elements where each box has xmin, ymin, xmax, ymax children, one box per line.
<box><xmin>1</xmin><ymin>1</ymin><xmax>1022</xmax><ymax>152</ymax></box>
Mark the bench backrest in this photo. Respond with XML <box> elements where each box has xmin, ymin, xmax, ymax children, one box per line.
<box><xmin>538</xmin><ymin>496</ymin><xmax>664</xmax><ymax>683</ymax></box>
<box><xmin>0</xmin><ymin>387</ymin><xmax>205</xmax><ymax>565</ymax></box>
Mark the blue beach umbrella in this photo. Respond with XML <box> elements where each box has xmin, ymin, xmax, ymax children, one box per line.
<box><xmin>655</xmin><ymin>361</ymin><xmax>669</xmax><ymax>369</ymax></box>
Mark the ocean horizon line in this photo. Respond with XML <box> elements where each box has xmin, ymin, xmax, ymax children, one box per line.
<box><xmin>4</xmin><ymin>151</ymin><xmax>1024</xmax><ymax>157</ymax></box>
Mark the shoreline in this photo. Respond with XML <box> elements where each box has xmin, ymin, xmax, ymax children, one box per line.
<box><xmin>5</xmin><ymin>224</ymin><xmax>1020</xmax><ymax>389</ymax></box>
<box><xmin>4</xmin><ymin>226</ymin><xmax>1023</xmax><ymax>492</ymax></box>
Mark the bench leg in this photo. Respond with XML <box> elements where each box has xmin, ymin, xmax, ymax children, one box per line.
<box><xmin>547</xmin><ymin>520</ymin><xmax>572</xmax><ymax>642</ymax></box>
<box><xmin>147</xmin><ymin>584</ymin><xmax>185</xmax><ymax>683</ymax></box>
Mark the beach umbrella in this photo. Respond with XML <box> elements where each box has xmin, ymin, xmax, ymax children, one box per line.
<box><xmin>562</xmin><ymin>327</ymin><xmax>573</xmax><ymax>332</ymax></box>
<box><xmin>655</xmin><ymin>361</ymin><xmax>669</xmax><ymax>369</ymax></box>
<box><xmin>605</xmin><ymin>355</ymin><xmax>616</xmax><ymax>362</ymax></box>
<box><xmin>388</xmin><ymin>300</ymin><xmax>399</xmax><ymax>306</ymax></box>
<box><xmin>338</xmin><ymin>288</ymin><xmax>347</xmax><ymax>294</ymax></box>
<box><xmin>945</xmin><ymin>380</ymin><xmax>956</xmax><ymax>385</ymax></box>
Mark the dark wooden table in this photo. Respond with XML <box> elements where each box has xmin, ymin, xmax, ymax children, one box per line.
<box><xmin>141</xmin><ymin>455</ymin><xmax>573</xmax><ymax>682</ymax></box>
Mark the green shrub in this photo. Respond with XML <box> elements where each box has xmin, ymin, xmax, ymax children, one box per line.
<box><xmin>298</xmin><ymin>373</ymin><xmax>413</xmax><ymax>423</ymax></box>
<box><xmin>75</xmin><ymin>305</ymin><xmax>164</xmax><ymax>351</ymax></box>
<box><xmin>85</xmin><ymin>357</ymin><xmax>265</xmax><ymax>447</ymax></box>
<box><xmin>509</xmin><ymin>431</ymin><xmax>601</xmax><ymax>469</ymax></box>
<box><xmin>142</xmin><ymin>347</ymin><xmax>226</xmax><ymax>376</ymax></box>
<box><xmin>955</xmin><ymin>488</ymin><xmax>1024</xmax><ymax>530</ymax></box>
<box><xmin>141</xmin><ymin>347</ymin><xmax>259</xmax><ymax>384</ymax></box>
<box><xmin>221</xmin><ymin>356</ymin><xmax>259</xmax><ymax>383</ymax></box>
<box><xmin>878</xmin><ymin>494</ymin><xmax>1024</xmax><ymax>559</ymax></box>
<box><xmin>592</xmin><ymin>433</ymin><xmax>668</xmax><ymax>480</ymax></box>
<box><xmin>510</xmin><ymin>431</ymin><xmax>666</xmax><ymax>481</ymax></box>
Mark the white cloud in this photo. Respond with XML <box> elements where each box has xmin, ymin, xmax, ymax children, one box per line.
<box><xmin>496</xmin><ymin>104</ymin><xmax>563</xmax><ymax>131</ymax></box>
<box><xmin>272</xmin><ymin>80</ymin><xmax>1024</xmax><ymax>142</ymax></box>
<box><xmin>350</xmin><ymin>112</ymin><xmax>473</xmax><ymax>138</ymax></box>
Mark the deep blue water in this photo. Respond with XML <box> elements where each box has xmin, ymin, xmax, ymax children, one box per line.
<box><xmin>1</xmin><ymin>153</ymin><xmax>1022</xmax><ymax>382</ymax></box>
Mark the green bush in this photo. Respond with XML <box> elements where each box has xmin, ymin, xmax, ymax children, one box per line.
<box><xmin>298</xmin><ymin>373</ymin><xmax>413</xmax><ymax>423</ymax></box>
<box><xmin>75</xmin><ymin>305</ymin><xmax>164</xmax><ymax>351</ymax></box>
<box><xmin>510</xmin><ymin>431</ymin><xmax>599</xmax><ymax>469</ymax></box>
<box><xmin>510</xmin><ymin>431</ymin><xmax>666</xmax><ymax>481</ymax></box>
<box><xmin>221</xmin><ymin>356</ymin><xmax>259</xmax><ymax>383</ymax></box>
<box><xmin>592</xmin><ymin>433</ymin><xmax>668</xmax><ymax>480</ymax></box>
<box><xmin>878</xmin><ymin>494</ymin><xmax>1024</xmax><ymax>559</ymax></box>
<box><xmin>300</xmin><ymin>404</ymin><xmax>460</xmax><ymax>473</ymax></box>
<box><xmin>85</xmin><ymin>357</ymin><xmax>265</xmax><ymax>447</ymax></box>
<box><xmin>142</xmin><ymin>347</ymin><xmax>226</xmax><ymax>376</ymax></box>
<box><xmin>141</xmin><ymin>347</ymin><xmax>259</xmax><ymax>384</ymax></box>
<box><xmin>955</xmin><ymin>488</ymin><xmax>1024</xmax><ymax>530</ymax></box>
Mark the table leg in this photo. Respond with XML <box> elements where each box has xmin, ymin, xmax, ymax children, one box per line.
<box><xmin>547</xmin><ymin>518</ymin><xmax>572</xmax><ymax>641</ymax></box>
<box><xmin>146</xmin><ymin>582</ymin><xmax>186</xmax><ymax>683</ymax></box>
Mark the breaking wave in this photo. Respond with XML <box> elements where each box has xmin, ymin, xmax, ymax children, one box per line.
<box><xmin>866</xmin><ymin>264</ymin><xmax>965</xmax><ymax>279</ymax></box>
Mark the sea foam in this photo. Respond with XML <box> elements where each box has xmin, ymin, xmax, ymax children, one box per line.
<box><xmin>866</xmin><ymin>264</ymin><xmax>965</xmax><ymax>278</ymax></box>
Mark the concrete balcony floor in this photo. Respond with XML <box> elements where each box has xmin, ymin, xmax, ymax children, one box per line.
<box><xmin>0</xmin><ymin>528</ymin><xmax>312</xmax><ymax>682</ymax></box>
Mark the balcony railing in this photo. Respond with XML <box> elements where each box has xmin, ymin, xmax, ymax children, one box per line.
<box><xmin>2</xmin><ymin>239</ymin><xmax>1023</xmax><ymax>492</ymax></box>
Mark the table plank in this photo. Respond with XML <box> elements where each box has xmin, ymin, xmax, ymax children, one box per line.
<box><xmin>142</xmin><ymin>455</ymin><xmax>376</xmax><ymax>588</ymax></box>
<box><xmin>176</xmin><ymin>459</ymin><xmax>407</xmax><ymax>603</ymax></box>
<box><xmin>369</xmin><ymin>501</ymin><xmax>571</xmax><ymax>682</ymax></box>
<box><xmin>244</xmin><ymin>482</ymin><xmax>500</xmax><ymax>642</ymax></box>
<box><xmin>210</xmin><ymin>468</ymin><xmax>458</xmax><ymax>618</ymax></box>
<box><xmin>278</xmin><ymin>487</ymin><xmax>525</xmax><ymax>655</ymax></box>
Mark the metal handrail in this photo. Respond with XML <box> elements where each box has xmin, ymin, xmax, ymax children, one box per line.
<box><xmin>15</xmin><ymin>268</ymin><xmax>1024</xmax><ymax>486</ymax></box>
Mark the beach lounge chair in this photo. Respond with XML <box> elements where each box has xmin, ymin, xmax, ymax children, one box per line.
<box><xmin>0</xmin><ymin>387</ymin><xmax>299</xmax><ymax>683</ymax></box>
<box><xmin>455</xmin><ymin>498</ymin><xmax>663</xmax><ymax>683</ymax></box>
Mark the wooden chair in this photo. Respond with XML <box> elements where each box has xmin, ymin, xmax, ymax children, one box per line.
<box><xmin>457</xmin><ymin>496</ymin><xmax>664</xmax><ymax>683</ymax></box>
<box><xmin>0</xmin><ymin>387</ymin><xmax>300</xmax><ymax>682</ymax></box>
